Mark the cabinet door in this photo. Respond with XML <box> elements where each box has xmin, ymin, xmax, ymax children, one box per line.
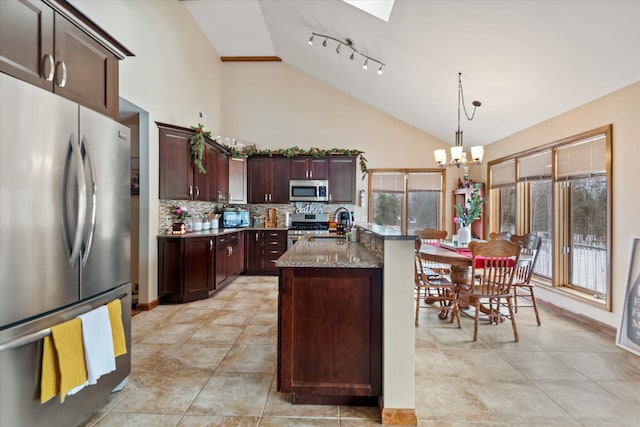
<box><xmin>328</xmin><ymin>157</ymin><xmax>356</xmax><ymax>203</ymax></box>
<box><xmin>245</xmin><ymin>230</ymin><xmax>262</xmax><ymax>273</ymax></box>
<box><xmin>193</xmin><ymin>153</ymin><xmax>207</xmax><ymax>201</ymax></box>
<box><xmin>270</xmin><ymin>157</ymin><xmax>291</xmax><ymax>203</ymax></box>
<box><xmin>54</xmin><ymin>14</ymin><xmax>119</xmax><ymax>119</ymax></box>
<box><xmin>248</xmin><ymin>157</ymin><xmax>271</xmax><ymax>203</ymax></box>
<box><xmin>157</xmin><ymin>238</ymin><xmax>184</xmax><ymax>301</ymax></box>
<box><xmin>205</xmin><ymin>144</ymin><xmax>218</xmax><ymax>201</ymax></box>
<box><xmin>216</xmin><ymin>150</ymin><xmax>229</xmax><ymax>202</ymax></box>
<box><xmin>159</xmin><ymin>127</ymin><xmax>192</xmax><ymax>200</ymax></box>
<box><xmin>215</xmin><ymin>236</ymin><xmax>229</xmax><ymax>288</ymax></box>
<box><xmin>0</xmin><ymin>0</ymin><xmax>54</xmax><ymax>91</ymax></box>
<box><xmin>290</xmin><ymin>157</ymin><xmax>328</xmax><ymax>180</ymax></box>
<box><xmin>228</xmin><ymin>156</ymin><xmax>247</xmax><ymax>204</ymax></box>
<box><xmin>184</xmin><ymin>238</ymin><xmax>211</xmax><ymax>300</ymax></box>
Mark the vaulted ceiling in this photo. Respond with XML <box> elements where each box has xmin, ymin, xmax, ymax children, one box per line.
<box><xmin>183</xmin><ymin>0</ymin><xmax>640</xmax><ymax>147</ymax></box>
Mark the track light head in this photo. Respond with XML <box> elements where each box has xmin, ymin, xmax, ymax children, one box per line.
<box><xmin>336</xmin><ymin>44</ymin><xmax>341</xmax><ymax>54</ymax></box>
<box><xmin>349</xmin><ymin>50</ymin><xmax>355</xmax><ymax>61</ymax></box>
<box><xmin>363</xmin><ymin>59</ymin><xmax>368</xmax><ymax>70</ymax></box>
<box><xmin>322</xmin><ymin>38</ymin><xmax>327</xmax><ymax>47</ymax></box>
<box><xmin>377</xmin><ymin>65</ymin><xmax>384</xmax><ymax>75</ymax></box>
<box><xmin>308</xmin><ymin>35</ymin><xmax>314</xmax><ymax>45</ymax></box>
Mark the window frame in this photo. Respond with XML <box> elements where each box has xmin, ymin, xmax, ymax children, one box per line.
<box><xmin>368</xmin><ymin>168</ymin><xmax>446</xmax><ymax>235</ymax></box>
<box><xmin>486</xmin><ymin>125</ymin><xmax>612</xmax><ymax>311</ymax></box>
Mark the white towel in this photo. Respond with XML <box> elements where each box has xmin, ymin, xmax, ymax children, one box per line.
<box><xmin>76</xmin><ymin>305</ymin><xmax>116</xmax><ymax>385</ymax></box>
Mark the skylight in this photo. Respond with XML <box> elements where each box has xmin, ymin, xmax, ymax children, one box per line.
<box><xmin>342</xmin><ymin>0</ymin><xmax>395</xmax><ymax>22</ymax></box>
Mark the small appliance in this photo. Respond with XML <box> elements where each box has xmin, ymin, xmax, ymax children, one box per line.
<box><xmin>289</xmin><ymin>179</ymin><xmax>329</xmax><ymax>202</ymax></box>
<box><xmin>222</xmin><ymin>210</ymin><xmax>250</xmax><ymax>228</ymax></box>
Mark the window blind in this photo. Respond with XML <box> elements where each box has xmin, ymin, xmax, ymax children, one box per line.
<box><xmin>407</xmin><ymin>172</ymin><xmax>442</xmax><ymax>191</ymax></box>
<box><xmin>490</xmin><ymin>159</ymin><xmax>516</xmax><ymax>187</ymax></box>
<box><xmin>519</xmin><ymin>150</ymin><xmax>552</xmax><ymax>181</ymax></box>
<box><xmin>555</xmin><ymin>134</ymin><xmax>606</xmax><ymax>179</ymax></box>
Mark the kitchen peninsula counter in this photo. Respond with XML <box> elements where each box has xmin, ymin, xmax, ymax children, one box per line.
<box><xmin>275</xmin><ymin>237</ymin><xmax>381</xmax><ymax>269</ymax></box>
<box><xmin>276</xmin><ymin>225</ymin><xmax>418</xmax><ymax>425</ymax></box>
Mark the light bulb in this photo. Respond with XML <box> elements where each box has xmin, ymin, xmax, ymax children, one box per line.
<box><xmin>363</xmin><ymin>59</ymin><xmax>368</xmax><ymax>70</ymax></box>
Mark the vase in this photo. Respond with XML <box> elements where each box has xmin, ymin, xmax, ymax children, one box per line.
<box><xmin>458</xmin><ymin>225</ymin><xmax>472</xmax><ymax>246</ymax></box>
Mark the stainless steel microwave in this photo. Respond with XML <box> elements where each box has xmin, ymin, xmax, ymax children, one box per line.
<box><xmin>289</xmin><ymin>179</ymin><xmax>329</xmax><ymax>202</ymax></box>
<box><xmin>222</xmin><ymin>210</ymin><xmax>250</xmax><ymax>228</ymax></box>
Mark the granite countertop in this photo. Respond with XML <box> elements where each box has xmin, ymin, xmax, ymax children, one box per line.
<box><xmin>158</xmin><ymin>227</ymin><xmax>288</xmax><ymax>238</ymax></box>
<box><xmin>276</xmin><ymin>235</ymin><xmax>382</xmax><ymax>269</ymax></box>
<box><xmin>354</xmin><ymin>223</ymin><xmax>419</xmax><ymax>241</ymax></box>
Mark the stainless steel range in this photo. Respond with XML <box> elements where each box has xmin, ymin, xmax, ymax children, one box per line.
<box><xmin>287</xmin><ymin>213</ymin><xmax>329</xmax><ymax>247</ymax></box>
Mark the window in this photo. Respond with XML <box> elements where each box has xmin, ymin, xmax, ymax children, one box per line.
<box><xmin>488</xmin><ymin>126</ymin><xmax>612</xmax><ymax>309</ymax></box>
<box><xmin>369</xmin><ymin>169</ymin><xmax>444</xmax><ymax>234</ymax></box>
<box><xmin>488</xmin><ymin>160</ymin><xmax>516</xmax><ymax>235</ymax></box>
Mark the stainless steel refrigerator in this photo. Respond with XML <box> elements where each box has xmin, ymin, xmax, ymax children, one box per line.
<box><xmin>0</xmin><ymin>73</ymin><xmax>132</xmax><ymax>426</ymax></box>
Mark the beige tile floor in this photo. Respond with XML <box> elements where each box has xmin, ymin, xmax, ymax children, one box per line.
<box><xmin>86</xmin><ymin>276</ymin><xmax>640</xmax><ymax>426</ymax></box>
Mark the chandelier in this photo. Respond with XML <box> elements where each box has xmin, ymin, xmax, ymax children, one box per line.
<box><xmin>308</xmin><ymin>32</ymin><xmax>385</xmax><ymax>75</ymax></box>
<box><xmin>434</xmin><ymin>73</ymin><xmax>483</xmax><ymax>167</ymax></box>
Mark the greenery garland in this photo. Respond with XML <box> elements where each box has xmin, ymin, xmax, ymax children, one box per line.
<box><xmin>221</xmin><ymin>144</ymin><xmax>369</xmax><ymax>180</ymax></box>
<box><xmin>189</xmin><ymin>123</ymin><xmax>211</xmax><ymax>173</ymax></box>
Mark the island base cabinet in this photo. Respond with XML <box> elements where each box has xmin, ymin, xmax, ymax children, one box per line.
<box><xmin>278</xmin><ymin>267</ymin><xmax>382</xmax><ymax>405</ymax></box>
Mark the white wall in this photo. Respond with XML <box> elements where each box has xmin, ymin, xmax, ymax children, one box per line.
<box><xmin>481</xmin><ymin>82</ymin><xmax>640</xmax><ymax>328</ymax></box>
<box><xmin>71</xmin><ymin>0</ymin><xmax>224</xmax><ymax>304</ymax></box>
<box><xmin>221</xmin><ymin>61</ymin><xmax>456</xmax><ymax>222</ymax></box>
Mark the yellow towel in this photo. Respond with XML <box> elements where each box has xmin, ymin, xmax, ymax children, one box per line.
<box><xmin>50</xmin><ymin>318</ymin><xmax>88</xmax><ymax>402</ymax></box>
<box><xmin>40</xmin><ymin>335</ymin><xmax>60</xmax><ymax>403</ymax></box>
<box><xmin>106</xmin><ymin>299</ymin><xmax>127</xmax><ymax>357</ymax></box>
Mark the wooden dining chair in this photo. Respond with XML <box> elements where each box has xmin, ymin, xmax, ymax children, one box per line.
<box><xmin>510</xmin><ymin>233</ymin><xmax>543</xmax><ymax>325</ymax></box>
<box><xmin>489</xmin><ymin>231</ymin><xmax>512</xmax><ymax>240</ymax></box>
<box><xmin>467</xmin><ymin>240</ymin><xmax>521</xmax><ymax>341</ymax></box>
<box><xmin>415</xmin><ymin>229</ymin><xmax>450</xmax><ymax>275</ymax></box>
<box><xmin>414</xmin><ymin>239</ymin><xmax>461</xmax><ymax>328</ymax></box>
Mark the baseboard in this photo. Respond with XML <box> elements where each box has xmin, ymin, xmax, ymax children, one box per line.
<box><xmin>136</xmin><ymin>299</ymin><xmax>159</xmax><ymax>311</ymax></box>
<box><xmin>381</xmin><ymin>408</ymin><xmax>417</xmax><ymax>425</ymax></box>
<box><xmin>537</xmin><ymin>299</ymin><xmax>616</xmax><ymax>337</ymax></box>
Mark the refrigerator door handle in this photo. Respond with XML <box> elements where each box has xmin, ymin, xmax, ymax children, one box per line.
<box><xmin>80</xmin><ymin>135</ymin><xmax>97</xmax><ymax>266</ymax></box>
<box><xmin>62</xmin><ymin>134</ymin><xmax>87</xmax><ymax>266</ymax></box>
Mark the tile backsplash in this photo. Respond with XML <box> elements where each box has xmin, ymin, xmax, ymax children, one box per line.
<box><xmin>158</xmin><ymin>200</ymin><xmax>354</xmax><ymax>234</ymax></box>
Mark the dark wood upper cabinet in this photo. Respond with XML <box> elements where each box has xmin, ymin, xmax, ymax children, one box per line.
<box><xmin>157</xmin><ymin>122</ymin><xmax>229</xmax><ymax>201</ymax></box>
<box><xmin>328</xmin><ymin>157</ymin><xmax>357</xmax><ymax>204</ymax></box>
<box><xmin>53</xmin><ymin>14</ymin><xmax>119</xmax><ymax>118</ymax></box>
<box><xmin>290</xmin><ymin>157</ymin><xmax>328</xmax><ymax>180</ymax></box>
<box><xmin>0</xmin><ymin>0</ymin><xmax>54</xmax><ymax>90</ymax></box>
<box><xmin>0</xmin><ymin>0</ymin><xmax>132</xmax><ymax>119</ymax></box>
<box><xmin>159</xmin><ymin>126</ymin><xmax>193</xmax><ymax>200</ymax></box>
<box><xmin>247</xmin><ymin>156</ymin><xmax>290</xmax><ymax>203</ymax></box>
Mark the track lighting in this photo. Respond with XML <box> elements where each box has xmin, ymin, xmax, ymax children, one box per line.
<box><xmin>307</xmin><ymin>32</ymin><xmax>385</xmax><ymax>74</ymax></box>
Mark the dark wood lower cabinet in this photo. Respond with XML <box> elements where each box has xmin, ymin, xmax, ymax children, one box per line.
<box><xmin>278</xmin><ymin>267</ymin><xmax>382</xmax><ymax>405</ymax></box>
<box><xmin>158</xmin><ymin>236</ymin><xmax>213</xmax><ymax>303</ymax></box>
<box><xmin>158</xmin><ymin>231</ymin><xmax>243</xmax><ymax>303</ymax></box>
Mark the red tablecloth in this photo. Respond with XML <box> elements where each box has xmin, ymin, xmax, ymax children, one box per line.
<box><xmin>429</xmin><ymin>242</ymin><xmax>515</xmax><ymax>268</ymax></box>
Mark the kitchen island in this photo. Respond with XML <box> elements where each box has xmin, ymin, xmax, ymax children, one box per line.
<box><xmin>276</xmin><ymin>224</ymin><xmax>418</xmax><ymax>425</ymax></box>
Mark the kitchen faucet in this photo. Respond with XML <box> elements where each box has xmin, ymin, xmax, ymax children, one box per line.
<box><xmin>334</xmin><ymin>206</ymin><xmax>351</xmax><ymax>227</ymax></box>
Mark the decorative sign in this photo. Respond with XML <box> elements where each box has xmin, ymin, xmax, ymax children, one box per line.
<box><xmin>617</xmin><ymin>236</ymin><xmax>640</xmax><ymax>356</ymax></box>
<box><xmin>294</xmin><ymin>202</ymin><xmax>325</xmax><ymax>214</ymax></box>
